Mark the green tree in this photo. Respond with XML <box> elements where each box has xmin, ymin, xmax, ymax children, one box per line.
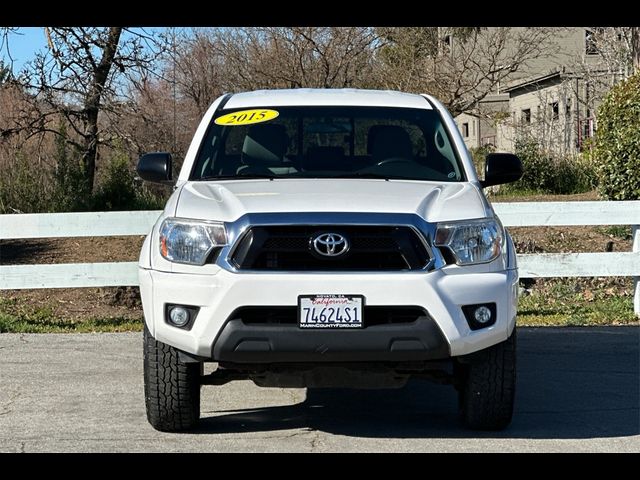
<box><xmin>0</xmin><ymin>60</ymin><xmax>11</xmax><ymax>84</ymax></box>
<box><xmin>52</xmin><ymin>123</ymin><xmax>88</xmax><ymax>211</ymax></box>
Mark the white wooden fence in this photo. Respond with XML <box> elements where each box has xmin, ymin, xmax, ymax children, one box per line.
<box><xmin>1</xmin><ymin>202</ymin><xmax>639</xmax><ymax>315</ymax></box>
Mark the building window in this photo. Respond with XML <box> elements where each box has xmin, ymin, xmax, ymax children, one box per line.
<box><xmin>462</xmin><ymin>122</ymin><xmax>469</xmax><ymax>137</ymax></box>
<box><xmin>550</xmin><ymin>101</ymin><xmax>559</xmax><ymax>121</ymax></box>
<box><xmin>565</xmin><ymin>100</ymin><xmax>571</xmax><ymax>117</ymax></box>
<box><xmin>521</xmin><ymin>108</ymin><xmax>531</xmax><ymax>124</ymax></box>
<box><xmin>585</xmin><ymin>28</ymin><xmax>602</xmax><ymax>55</ymax></box>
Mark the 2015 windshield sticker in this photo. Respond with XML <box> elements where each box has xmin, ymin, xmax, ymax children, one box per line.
<box><xmin>214</xmin><ymin>109</ymin><xmax>279</xmax><ymax>126</ymax></box>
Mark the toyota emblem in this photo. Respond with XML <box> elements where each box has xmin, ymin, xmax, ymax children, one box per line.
<box><xmin>311</xmin><ymin>233</ymin><xmax>350</xmax><ymax>257</ymax></box>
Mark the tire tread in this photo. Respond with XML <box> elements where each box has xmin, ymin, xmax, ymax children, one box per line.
<box><xmin>461</xmin><ymin>329</ymin><xmax>516</xmax><ymax>430</ymax></box>
<box><xmin>143</xmin><ymin>326</ymin><xmax>200</xmax><ymax>432</ymax></box>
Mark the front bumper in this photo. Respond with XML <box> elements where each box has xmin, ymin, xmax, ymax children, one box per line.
<box><xmin>213</xmin><ymin>315</ymin><xmax>449</xmax><ymax>363</ymax></box>
<box><xmin>139</xmin><ymin>267</ymin><xmax>519</xmax><ymax>360</ymax></box>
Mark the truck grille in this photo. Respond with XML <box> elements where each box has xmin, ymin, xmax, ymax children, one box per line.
<box><xmin>229</xmin><ymin>225</ymin><xmax>430</xmax><ymax>271</ymax></box>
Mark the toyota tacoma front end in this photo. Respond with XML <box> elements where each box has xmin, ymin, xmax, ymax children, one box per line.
<box><xmin>137</xmin><ymin>88</ymin><xmax>523</xmax><ymax>432</ymax></box>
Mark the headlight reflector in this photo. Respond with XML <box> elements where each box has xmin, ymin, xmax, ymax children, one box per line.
<box><xmin>435</xmin><ymin>219</ymin><xmax>503</xmax><ymax>265</ymax></box>
<box><xmin>159</xmin><ymin>218</ymin><xmax>227</xmax><ymax>265</ymax></box>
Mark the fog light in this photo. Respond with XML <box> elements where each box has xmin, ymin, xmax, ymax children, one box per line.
<box><xmin>169</xmin><ymin>306</ymin><xmax>190</xmax><ymax>327</ymax></box>
<box><xmin>474</xmin><ymin>306</ymin><xmax>492</xmax><ymax>324</ymax></box>
<box><xmin>461</xmin><ymin>303</ymin><xmax>496</xmax><ymax>330</ymax></box>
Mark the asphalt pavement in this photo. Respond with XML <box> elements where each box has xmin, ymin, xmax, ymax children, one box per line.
<box><xmin>0</xmin><ymin>327</ymin><xmax>638</xmax><ymax>452</ymax></box>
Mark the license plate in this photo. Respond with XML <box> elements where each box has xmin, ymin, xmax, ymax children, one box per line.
<box><xmin>298</xmin><ymin>295</ymin><xmax>364</xmax><ymax>329</ymax></box>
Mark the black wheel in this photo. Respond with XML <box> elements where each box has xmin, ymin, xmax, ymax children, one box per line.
<box><xmin>458</xmin><ymin>329</ymin><xmax>516</xmax><ymax>430</ymax></box>
<box><xmin>143</xmin><ymin>325</ymin><xmax>201</xmax><ymax>432</ymax></box>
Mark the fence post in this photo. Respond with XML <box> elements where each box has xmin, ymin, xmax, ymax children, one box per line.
<box><xmin>634</xmin><ymin>225</ymin><xmax>639</xmax><ymax>316</ymax></box>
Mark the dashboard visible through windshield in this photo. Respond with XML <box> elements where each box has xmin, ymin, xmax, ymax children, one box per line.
<box><xmin>191</xmin><ymin>106</ymin><xmax>465</xmax><ymax>182</ymax></box>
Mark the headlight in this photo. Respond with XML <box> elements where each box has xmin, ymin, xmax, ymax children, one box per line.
<box><xmin>159</xmin><ymin>218</ymin><xmax>227</xmax><ymax>265</ymax></box>
<box><xmin>435</xmin><ymin>218</ymin><xmax>503</xmax><ymax>265</ymax></box>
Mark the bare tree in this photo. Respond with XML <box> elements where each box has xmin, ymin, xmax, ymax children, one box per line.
<box><xmin>561</xmin><ymin>27</ymin><xmax>639</xmax><ymax>141</ymax></box>
<box><xmin>118</xmin><ymin>76</ymin><xmax>196</xmax><ymax>164</ymax></box>
<box><xmin>118</xmin><ymin>26</ymin><xmax>381</xmax><ymax>163</ymax></box>
<box><xmin>117</xmin><ymin>29</ymin><xmax>214</xmax><ymax>163</ymax></box>
<box><xmin>579</xmin><ymin>27</ymin><xmax>640</xmax><ymax>81</ymax></box>
<box><xmin>583</xmin><ymin>28</ymin><xmax>637</xmax><ymax>77</ymax></box>
<box><xmin>375</xmin><ymin>27</ymin><xmax>557</xmax><ymax>116</ymax></box>
<box><xmin>506</xmin><ymin>85</ymin><xmax>577</xmax><ymax>156</ymax></box>
<box><xmin>171</xmin><ymin>29</ymin><xmax>227</xmax><ymax>116</ymax></box>
<box><xmin>3</xmin><ymin>27</ymin><xmax>164</xmax><ymax>192</ymax></box>
<box><xmin>632</xmin><ymin>27</ymin><xmax>640</xmax><ymax>71</ymax></box>
<box><xmin>0</xmin><ymin>27</ymin><xmax>19</xmax><ymax>74</ymax></box>
<box><xmin>209</xmin><ymin>27</ymin><xmax>380</xmax><ymax>91</ymax></box>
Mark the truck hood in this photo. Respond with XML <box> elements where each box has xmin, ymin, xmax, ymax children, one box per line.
<box><xmin>174</xmin><ymin>179</ymin><xmax>491</xmax><ymax>223</ymax></box>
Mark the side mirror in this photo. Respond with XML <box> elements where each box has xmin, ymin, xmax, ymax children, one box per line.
<box><xmin>480</xmin><ymin>153</ymin><xmax>523</xmax><ymax>188</ymax></box>
<box><xmin>136</xmin><ymin>153</ymin><xmax>174</xmax><ymax>184</ymax></box>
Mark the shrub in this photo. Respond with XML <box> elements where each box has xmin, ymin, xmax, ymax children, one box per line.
<box><xmin>91</xmin><ymin>150</ymin><xmax>138</xmax><ymax>211</ymax></box>
<box><xmin>51</xmin><ymin>127</ymin><xmax>90</xmax><ymax>211</ymax></box>
<box><xmin>468</xmin><ymin>144</ymin><xmax>495</xmax><ymax>179</ymax></box>
<box><xmin>0</xmin><ymin>140</ymin><xmax>166</xmax><ymax>214</ymax></box>
<box><xmin>593</xmin><ymin>72</ymin><xmax>640</xmax><ymax>200</ymax></box>
<box><xmin>0</xmin><ymin>151</ymin><xmax>56</xmax><ymax>213</ymax></box>
<box><xmin>133</xmin><ymin>186</ymin><xmax>166</xmax><ymax>210</ymax></box>
<box><xmin>503</xmin><ymin>138</ymin><xmax>596</xmax><ymax>195</ymax></box>
<box><xmin>92</xmin><ymin>148</ymin><xmax>166</xmax><ymax>211</ymax></box>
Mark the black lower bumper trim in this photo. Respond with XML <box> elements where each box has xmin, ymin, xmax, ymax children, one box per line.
<box><xmin>212</xmin><ymin>315</ymin><xmax>450</xmax><ymax>363</ymax></box>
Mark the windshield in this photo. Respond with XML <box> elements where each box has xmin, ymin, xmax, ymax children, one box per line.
<box><xmin>190</xmin><ymin>106</ymin><xmax>465</xmax><ymax>182</ymax></box>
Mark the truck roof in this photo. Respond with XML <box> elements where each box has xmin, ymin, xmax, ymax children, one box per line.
<box><xmin>223</xmin><ymin>88</ymin><xmax>433</xmax><ymax>110</ymax></box>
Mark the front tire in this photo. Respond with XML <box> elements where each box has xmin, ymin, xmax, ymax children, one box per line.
<box><xmin>458</xmin><ymin>329</ymin><xmax>516</xmax><ymax>430</ymax></box>
<box><xmin>143</xmin><ymin>325</ymin><xmax>201</xmax><ymax>432</ymax></box>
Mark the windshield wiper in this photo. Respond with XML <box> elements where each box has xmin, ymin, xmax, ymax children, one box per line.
<box><xmin>199</xmin><ymin>174</ymin><xmax>276</xmax><ymax>181</ymax></box>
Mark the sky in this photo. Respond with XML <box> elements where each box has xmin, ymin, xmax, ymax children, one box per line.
<box><xmin>1</xmin><ymin>28</ymin><xmax>47</xmax><ymax>72</ymax></box>
<box><xmin>1</xmin><ymin>27</ymin><xmax>171</xmax><ymax>74</ymax></box>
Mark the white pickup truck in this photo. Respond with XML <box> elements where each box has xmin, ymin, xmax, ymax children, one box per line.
<box><xmin>136</xmin><ymin>88</ymin><xmax>523</xmax><ymax>432</ymax></box>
